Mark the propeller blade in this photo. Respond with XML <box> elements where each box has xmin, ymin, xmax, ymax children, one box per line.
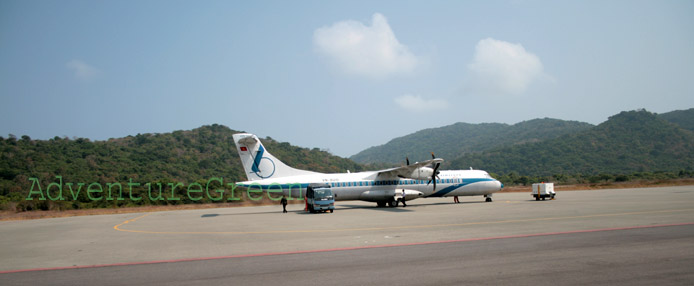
<box><xmin>431</xmin><ymin>162</ymin><xmax>441</xmax><ymax>191</ymax></box>
<box><xmin>426</xmin><ymin>153</ymin><xmax>440</xmax><ymax>191</ymax></box>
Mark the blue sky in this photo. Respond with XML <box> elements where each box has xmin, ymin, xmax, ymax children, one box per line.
<box><xmin>1</xmin><ymin>0</ymin><xmax>693</xmax><ymax>157</ymax></box>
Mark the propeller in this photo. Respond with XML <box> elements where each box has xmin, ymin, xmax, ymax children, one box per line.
<box><xmin>427</xmin><ymin>152</ymin><xmax>442</xmax><ymax>191</ymax></box>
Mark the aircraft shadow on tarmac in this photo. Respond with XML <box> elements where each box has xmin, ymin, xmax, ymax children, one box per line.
<box><xmin>200</xmin><ymin>201</ymin><xmax>488</xmax><ymax>217</ymax></box>
<box><xmin>292</xmin><ymin>200</ymin><xmax>489</xmax><ymax>213</ymax></box>
<box><xmin>200</xmin><ymin>211</ymin><xmax>289</xmax><ymax>217</ymax></box>
<box><xmin>200</xmin><ymin>209</ymin><xmax>339</xmax><ymax>217</ymax></box>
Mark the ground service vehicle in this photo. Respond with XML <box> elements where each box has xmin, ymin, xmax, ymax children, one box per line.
<box><xmin>532</xmin><ymin>182</ymin><xmax>556</xmax><ymax>200</ymax></box>
<box><xmin>306</xmin><ymin>183</ymin><xmax>335</xmax><ymax>213</ymax></box>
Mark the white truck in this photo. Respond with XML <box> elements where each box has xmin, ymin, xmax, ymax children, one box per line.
<box><xmin>532</xmin><ymin>182</ymin><xmax>556</xmax><ymax>201</ymax></box>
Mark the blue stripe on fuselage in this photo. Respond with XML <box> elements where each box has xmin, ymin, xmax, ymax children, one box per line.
<box><xmin>425</xmin><ymin>178</ymin><xmax>495</xmax><ymax>197</ymax></box>
<box><xmin>238</xmin><ymin>183</ymin><xmax>308</xmax><ymax>190</ymax></box>
<box><xmin>237</xmin><ymin>178</ymin><xmax>496</xmax><ymax>197</ymax></box>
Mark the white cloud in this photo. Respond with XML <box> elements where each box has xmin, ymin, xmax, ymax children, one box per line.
<box><xmin>313</xmin><ymin>13</ymin><xmax>419</xmax><ymax>79</ymax></box>
<box><xmin>66</xmin><ymin>60</ymin><xmax>99</xmax><ymax>80</ymax></box>
<box><xmin>394</xmin><ymin>94</ymin><xmax>448</xmax><ymax>113</ymax></box>
<box><xmin>466</xmin><ymin>38</ymin><xmax>546</xmax><ymax>95</ymax></box>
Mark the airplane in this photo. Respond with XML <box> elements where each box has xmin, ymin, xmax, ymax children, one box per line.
<box><xmin>233</xmin><ymin>133</ymin><xmax>503</xmax><ymax>207</ymax></box>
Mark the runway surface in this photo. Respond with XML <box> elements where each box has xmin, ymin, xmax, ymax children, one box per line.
<box><xmin>1</xmin><ymin>186</ymin><xmax>693</xmax><ymax>285</ymax></box>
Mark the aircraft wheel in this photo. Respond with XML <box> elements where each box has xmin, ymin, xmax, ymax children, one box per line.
<box><xmin>388</xmin><ymin>199</ymin><xmax>398</xmax><ymax>207</ymax></box>
<box><xmin>330</xmin><ymin>209</ymin><xmax>334</xmax><ymax>213</ymax></box>
<box><xmin>485</xmin><ymin>197</ymin><xmax>492</xmax><ymax>202</ymax></box>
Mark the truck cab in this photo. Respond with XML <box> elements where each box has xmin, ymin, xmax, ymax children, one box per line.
<box><xmin>306</xmin><ymin>183</ymin><xmax>335</xmax><ymax>213</ymax></box>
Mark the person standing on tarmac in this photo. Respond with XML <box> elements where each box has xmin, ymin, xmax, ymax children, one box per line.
<box><xmin>281</xmin><ymin>196</ymin><xmax>288</xmax><ymax>213</ymax></box>
<box><xmin>453</xmin><ymin>196</ymin><xmax>460</xmax><ymax>203</ymax></box>
<box><xmin>401</xmin><ymin>190</ymin><xmax>407</xmax><ymax>207</ymax></box>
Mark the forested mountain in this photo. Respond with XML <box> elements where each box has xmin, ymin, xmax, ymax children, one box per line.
<box><xmin>451</xmin><ymin>110</ymin><xmax>694</xmax><ymax>176</ymax></box>
<box><xmin>350</xmin><ymin>119</ymin><xmax>593</xmax><ymax>164</ymax></box>
<box><xmin>659</xmin><ymin>108</ymin><xmax>694</xmax><ymax>132</ymax></box>
<box><xmin>1</xmin><ymin>108</ymin><xmax>692</xmax><ymax>211</ymax></box>
<box><xmin>0</xmin><ymin>124</ymin><xmax>362</xmax><ymax>209</ymax></box>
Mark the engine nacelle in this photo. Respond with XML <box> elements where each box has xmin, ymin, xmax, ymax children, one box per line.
<box><xmin>409</xmin><ymin>167</ymin><xmax>433</xmax><ymax>180</ymax></box>
<box><xmin>359</xmin><ymin>189</ymin><xmax>424</xmax><ymax>202</ymax></box>
<box><xmin>398</xmin><ymin>189</ymin><xmax>424</xmax><ymax>201</ymax></box>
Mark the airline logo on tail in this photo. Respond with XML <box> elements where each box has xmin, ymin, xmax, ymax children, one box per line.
<box><xmin>250</xmin><ymin>145</ymin><xmax>275</xmax><ymax>179</ymax></box>
<box><xmin>233</xmin><ymin>133</ymin><xmax>319</xmax><ymax>181</ymax></box>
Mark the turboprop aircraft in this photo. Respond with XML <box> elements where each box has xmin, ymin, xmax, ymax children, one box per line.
<box><xmin>233</xmin><ymin>133</ymin><xmax>503</xmax><ymax>207</ymax></box>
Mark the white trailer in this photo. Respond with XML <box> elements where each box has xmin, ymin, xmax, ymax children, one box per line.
<box><xmin>532</xmin><ymin>182</ymin><xmax>555</xmax><ymax>201</ymax></box>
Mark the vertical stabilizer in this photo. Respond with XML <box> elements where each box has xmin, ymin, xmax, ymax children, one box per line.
<box><xmin>232</xmin><ymin>133</ymin><xmax>320</xmax><ymax>181</ymax></box>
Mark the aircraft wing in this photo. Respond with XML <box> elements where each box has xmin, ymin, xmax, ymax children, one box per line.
<box><xmin>376</xmin><ymin>158</ymin><xmax>444</xmax><ymax>178</ymax></box>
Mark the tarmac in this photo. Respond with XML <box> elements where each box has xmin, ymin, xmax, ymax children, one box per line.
<box><xmin>1</xmin><ymin>186</ymin><xmax>693</xmax><ymax>285</ymax></box>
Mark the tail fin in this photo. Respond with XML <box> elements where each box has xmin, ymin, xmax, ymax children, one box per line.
<box><xmin>232</xmin><ymin>133</ymin><xmax>319</xmax><ymax>181</ymax></box>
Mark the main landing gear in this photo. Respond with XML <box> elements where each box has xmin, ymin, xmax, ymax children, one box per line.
<box><xmin>377</xmin><ymin>198</ymin><xmax>403</xmax><ymax>208</ymax></box>
<box><xmin>484</xmin><ymin>194</ymin><xmax>493</xmax><ymax>202</ymax></box>
<box><xmin>388</xmin><ymin>199</ymin><xmax>399</xmax><ymax>207</ymax></box>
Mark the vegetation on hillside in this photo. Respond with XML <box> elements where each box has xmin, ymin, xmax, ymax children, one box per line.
<box><xmin>0</xmin><ymin>124</ymin><xmax>362</xmax><ymax>211</ymax></box>
<box><xmin>659</xmin><ymin>108</ymin><xmax>694</xmax><ymax>132</ymax></box>
<box><xmin>350</xmin><ymin>118</ymin><xmax>593</xmax><ymax>164</ymax></box>
<box><xmin>1</xmin><ymin>108</ymin><xmax>692</xmax><ymax>213</ymax></box>
<box><xmin>452</xmin><ymin>110</ymin><xmax>694</xmax><ymax>177</ymax></box>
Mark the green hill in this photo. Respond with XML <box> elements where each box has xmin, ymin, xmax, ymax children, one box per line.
<box><xmin>450</xmin><ymin>109</ymin><xmax>694</xmax><ymax>176</ymax></box>
<box><xmin>350</xmin><ymin>119</ymin><xmax>593</xmax><ymax>165</ymax></box>
<box><xmin>0</xmin><ymin>124</ymin><xmax>362</xmax><ymax>210</ymax></box>
<box><xmin>2</xmin><ymin>108</ymin><xmax>691</xmax><ymax>211</ymax></box>
<box><xmin>659</xmin><ymin>108</ymin><xmax>694</xmax><ymax>132</ymax></box>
